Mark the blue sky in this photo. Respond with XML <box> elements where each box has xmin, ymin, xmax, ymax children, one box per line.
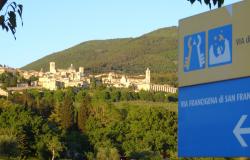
<box><xmin>0</xmin><ymin>0</ymin><xmax>241</xmax><ymax>68</ymax></box>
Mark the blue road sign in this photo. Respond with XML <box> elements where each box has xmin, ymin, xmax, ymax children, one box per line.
<box><xmin>179</xmin><ymin>77</ymin><xmax>250</xmax><ymax>157</ymax></box>
<box><xmin>179</xmin><ymin>1</ymin><xmax>250</xmax><ymax>157</ymax></box>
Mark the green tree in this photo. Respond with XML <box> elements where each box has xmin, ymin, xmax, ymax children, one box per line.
<box><xmin>111</xmin><ymin>90</ymin><xmax>121</xmax><ymax>102</ymax></box>
<box><xmin>22</xmin><ymin>90</ymin><xmax>34</xmax><ymax>108</ymax></box>
<box><xmin>64</xmin><ymin>130</ymin><xmax>92</xmax><ymax>159</ymax></box>
<box><xmin>187</xmin><ymin>0</ymin><xmax>225</xmax><ymax>8</ymax></box>
<box><xmin>0</xmin><ymin>128</ymin><xmax>18</xmax><ymax>158</ymax></box>
<box><xmin>0</xmin><ymin>72</ymin><xmax>18</xmax><ymax>87</ymax></box>
<box><xmin>153</xmin><ymin>92</ymin><xmax>166</xmax><ymax>102</ymax></box>
<box><xmin>53</xmin><ymin>89</ymin><xmax>64</xmax><ymax>103</ymax></box>
<box><xmin>34</xmin><ymin>94</ymin><xmax>52</xmax><ymax>118</ymax></box>
<box><xmin>109</xmin><ymin>148</ymin><xmax>120</xmax><ymax>160</ymax></box>
<box><xmin>60</xmin><ymin>90</ymin><xmax>75</xmax><ymax>130</ymax></box>
<box><xmin>121</xmin><ymin>91</ymin><xmax>135</xmax><ymax>101</ymax></box>
<box><xmin>122</xmin><ymin>107</ymin><xmax>177</xmax><ymax>159</ymax></box>
<box><xmin>78</xmin><ymin>95</ymin><xmax>91</xmax><ymax>132</ymax></box>
<box><xmin>49</xmin><ymin>89</ymin><xmax>65</xmax><ymax>124</ymax></box>
<box><xmin>49</xmin><ymin>102</ymin><xmax>62</xmax><ymax>124</ymax></box>
<box><xmin>96</xmin><ymin>147</ymin><xmax>107</xmax><ymax>160</ymax></box>
<box><xmin>96</xmin><ymin>147</ymin><xmax>120</xmax><ymax>160</ymax></box>
<box><xmin>103</xmin><ymin>91</ymin><xmax>111</xmax><ymax>100</ymax></box>
<box><xmin>44</xmin><ymin>136</ymin><xmax>63</xmax><ymax>160</ymax></box>
<box><xmin>138</xmin><ymin>90</ymin><xmax>154</xmax><ymax>101</ymax></box>
<box><xmin>0</xmin><ymin>101</ymin><xmax>54</xmax><ymax>158</ymax></box>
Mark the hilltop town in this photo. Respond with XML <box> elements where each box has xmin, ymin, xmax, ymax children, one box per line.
<box><xmin>0</xmin><ymin>62</ymin><xmax>177</xmax><ymax>97</ymax></box>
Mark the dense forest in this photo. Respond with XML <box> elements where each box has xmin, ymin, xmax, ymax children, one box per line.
<box><xmin>0</xmin><ymin>79</ymin><xmax>179</xmax><ymax>159</ymax></box>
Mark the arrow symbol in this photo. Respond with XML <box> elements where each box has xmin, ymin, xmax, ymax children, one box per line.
<box><xmin>233</xmin><ymin>115</ymin><xmax>250</xmax><ymax>147</ymax></box>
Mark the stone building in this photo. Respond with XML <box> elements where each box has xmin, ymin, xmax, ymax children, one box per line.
<box><xmin>38</xmin><ymin>62</ymin><xmax>87</xmax><ymax>90</ymax></box>
<box><xmin>102</xmin><ymin>68</ymin><xmax>177</xmax><ymax>93</ymax></box>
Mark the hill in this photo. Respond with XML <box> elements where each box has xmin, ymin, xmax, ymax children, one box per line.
<box><xmin>22</xmin><ymin>26</ymin><xmax>178</xmax><ymax>85</ymax></box>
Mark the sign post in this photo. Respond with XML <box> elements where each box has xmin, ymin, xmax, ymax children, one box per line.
<box><xmin>178</xmin><ymin>1</ymin><xmax>250</xmax><ymax>157</ymax></box>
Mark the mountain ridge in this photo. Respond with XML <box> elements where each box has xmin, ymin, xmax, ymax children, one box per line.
<box><xmin>22</xmin><ymin>26</ymin><xmax>178</xmax><ymax>84</ymax></box>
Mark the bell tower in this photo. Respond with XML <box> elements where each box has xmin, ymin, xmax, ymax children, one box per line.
<box><xmin>50</xmin><ymin>62</ymin><xmax>56</xmax><ymax>73</ymax></box>
<box><xmin>145</xmin><ymin>68</ymin><xmax>150</xmax><ymax>84</ymax></box>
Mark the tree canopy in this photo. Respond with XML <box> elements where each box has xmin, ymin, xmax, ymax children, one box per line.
<box><xmin>188</xmin><ymin>0</ymin><xmax>225</xmax><ymax>8</ymax></box>
<box><xmin>0</xmin><ymin>0</ymin><xmax>23</xmax><ymax>39</ymax></box>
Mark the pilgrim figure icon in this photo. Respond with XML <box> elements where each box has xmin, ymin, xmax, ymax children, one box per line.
<box><xmin>208</xmin><ymin>24</ymin><xmax>232</xmax><ymax>67</ymax></box>
<box><xmin>184</xmin><ymin>32</ymin><xmax>206</xmax><ymax>72</ymax></box>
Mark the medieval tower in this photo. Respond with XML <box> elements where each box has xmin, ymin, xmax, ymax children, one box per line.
<box><xmin>145</xmin><ymin>68</ymin><xmax>150</xmax><ymax>84</ymax></box>
<box><xmin>50</xmin><ymin>62</ymin><xmax>56</xmax><ymax>73</ymax></box>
